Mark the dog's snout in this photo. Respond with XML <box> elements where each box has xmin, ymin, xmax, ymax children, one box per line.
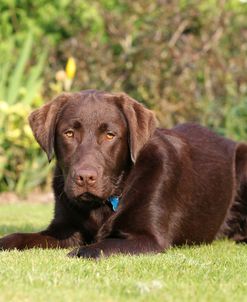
<box><xmin>74</xmin><ymin>169</ymin><xmax>98</xmax><ymax>187</ymax></box>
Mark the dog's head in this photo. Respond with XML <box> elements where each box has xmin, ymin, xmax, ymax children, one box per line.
<box><xmin>29</xmin><ymin>90</ymin><xmax>156</xmax><ymax>201</ymax></box>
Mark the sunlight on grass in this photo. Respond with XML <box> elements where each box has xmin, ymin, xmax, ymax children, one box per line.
<box><xmin>0</xmin><ymin>203</ymin><xmax>53</xmax><ymax>235</ymax></box>
<box><xmin>0</xmin><ymin>203</ymin><xmax>247</xmax><ymax>302</ymax></box>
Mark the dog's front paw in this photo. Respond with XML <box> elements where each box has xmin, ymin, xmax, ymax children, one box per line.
<box><xmin>67</xmin><ymin>246</ymin><xmax>103</xmax><ymax>259</ymax></box>
<box><xmin>0</xmin><ymin>233</ymin><xmax>25</xmax><ymax>250</ymax></box>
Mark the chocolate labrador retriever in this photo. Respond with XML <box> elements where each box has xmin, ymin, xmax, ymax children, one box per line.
<box><xmin>1</xmin><ymin>90</ymin><xmax>247</xmax><ymax>258</ymax></box>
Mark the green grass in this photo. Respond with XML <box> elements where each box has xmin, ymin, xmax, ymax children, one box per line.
<box><xmin>0</xmin><ymin>203</ymin><xmax>247</xmax><ymax>302</ymax></box>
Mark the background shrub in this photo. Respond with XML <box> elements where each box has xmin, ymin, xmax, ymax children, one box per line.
<box><xmin>0</xmin><ymin>33</ymin><xmax>53</xmax><ymax>194</ymax></box>
<box><xmin>0</xmin><ymin>0</ymin><xmax>247</xmax><ymax>194</ymax></box>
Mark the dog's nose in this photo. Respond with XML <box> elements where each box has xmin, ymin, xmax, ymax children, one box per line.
<box><xmin>75</xmin><ymin>169</ymin><xmax>97</xmax><ymax>187</ymax></box>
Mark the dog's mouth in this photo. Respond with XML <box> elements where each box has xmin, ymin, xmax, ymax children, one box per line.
<box><xmin>65</xmin><ymin>171</ymin><xmax>126</xmax><ymax>204</ymax></box>
<box><xmin>77</xmin><ymin>192</ymin><xmax>104</xmax><ymax>203</ymax></box>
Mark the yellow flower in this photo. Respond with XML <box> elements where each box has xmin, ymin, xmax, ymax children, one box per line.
<box><xmin>65</xmin><ymin>57</ymin><xmax>76</xmax><ymax>80</ymax></box>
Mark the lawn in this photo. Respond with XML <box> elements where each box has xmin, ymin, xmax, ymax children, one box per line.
<box><xmin>0</xmin><ymin>203</ymin><xmax>247</xmax><ymax>302</ymax></box>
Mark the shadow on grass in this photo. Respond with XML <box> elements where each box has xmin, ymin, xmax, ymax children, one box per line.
<box><xmin>0</xmin><ymin>224</ymin><xmax>46</xmax><ymax>236</ymax></box>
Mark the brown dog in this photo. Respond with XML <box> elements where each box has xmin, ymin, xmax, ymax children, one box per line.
<box><xmin>1</xmin><ymin>90</ymin><xmax>247</xmax><ymax>258</ymax></box>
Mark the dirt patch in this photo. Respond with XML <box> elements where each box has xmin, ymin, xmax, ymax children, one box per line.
<box><xmin>0</xmin><ymin>191</ymin><xmax>54</xmax><ymax>203</ymax></box>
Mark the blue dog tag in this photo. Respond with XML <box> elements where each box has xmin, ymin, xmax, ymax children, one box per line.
<box><xmin>108</xmin><ymin>196</ymin><xmax>119</xmax><ymax>212</ymax></box>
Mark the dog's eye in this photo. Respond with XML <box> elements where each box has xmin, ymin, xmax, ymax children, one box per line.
<box><xmin>106</xmin><ymin>132</ymin><xmax>115</xmax><ymax>140</ymax></box>
<box><xmin>64</xmin><ymin>130</ymin><xmax>74</xmax><ymax>138</ymax></box>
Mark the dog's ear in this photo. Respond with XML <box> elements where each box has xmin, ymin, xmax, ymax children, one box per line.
<box><xmin>108</xmin><ymin>93</ymin><xmax>156</xmax><ymax>163</ymax></box>
<box><xmin>28</xmin><ymin>93</ymin><xmax>70</xmax><ymax>162</ymax></box>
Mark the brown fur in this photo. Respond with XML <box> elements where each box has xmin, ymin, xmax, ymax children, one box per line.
<box><xmin>1</xmin><ymin>90</ymin><xmax>247</xmax><ymax>258</ymax></box>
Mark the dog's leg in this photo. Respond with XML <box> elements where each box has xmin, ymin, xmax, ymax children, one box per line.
<box><xmin>225</xmin><ymin>143</ymin><xmax>247</xmax><ymax>243</ymax></box>
<box><xmin>68</xmin><ymin>237</ymin><xmax>165</xmax><ymax>259</ymax></box>
<box><xmin>0</xmin><ymin>223</ymin><xmax>82</xmax><ymax>250</ymax></box>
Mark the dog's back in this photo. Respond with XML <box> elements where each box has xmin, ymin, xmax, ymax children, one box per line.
<box><xmin>165</xmin><ymin>123</ymin><xmax>247</xmax><ymax>244</ymax></box>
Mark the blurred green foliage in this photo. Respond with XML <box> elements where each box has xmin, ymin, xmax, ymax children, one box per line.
<box><xmin>0</xmin><ymin>33</ymin><xmax>53</xmax><ymax>194</ymax></box>
<box><xmin>0</xmin><ymin>0</ymin><xmax>247</xmax><ymax>194</ymax></box>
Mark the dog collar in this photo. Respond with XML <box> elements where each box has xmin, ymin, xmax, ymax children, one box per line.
<box><xmin>108</xmin><ymin>196</ymin><xmax>119</xmax><ymax>212</ymax></box>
